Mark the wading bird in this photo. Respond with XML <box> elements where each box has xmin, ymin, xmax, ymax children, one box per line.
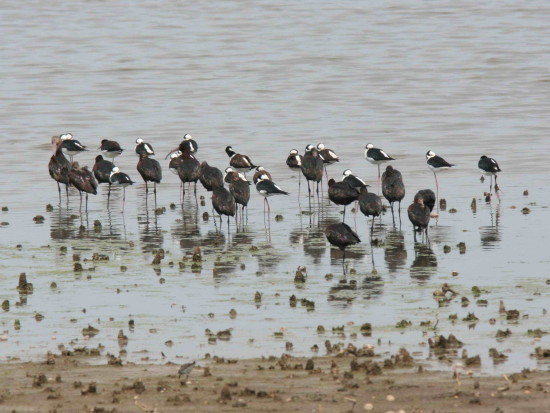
<box><xmin>382</xmin><ymin>165</ymin><xmax>405</xmax><ymax>225</ymax></box>
<box><xmin>478</xmin><ymin>155</ymin><xmax>501</xmax><ymax>196</ymax></box>
<box><xmin>135</xmin><ymin>138</ymin><xmax>155</xmax><ymax>157</ymax></box>
<box><xmin>365</xmin><ymin>143</ymin><xmax>394</xmax><ymax>193</ymax></box>
<box><xmin>109</xmin><ymin>167</ymin><xmax>134</xmax><ymax>212</ymax></box>
<box><xmin>60</xmin><ymin>133</ymin><xmax>87</xmax><ymax>163</ymax></box>
<box><xmin>93</xmin><ymin>155</ymin><xmax>116</xmax><ymax>204</ymax></box>
<box><xmin>358</xmin><ymin>186</ymin><xmax>383</xmax><ymax>234</ymax></box>
<box><xmin>327</xmin><ymin>179</ymin><xmax>359</xmax><ymax>222</ymax></box>
<box><xmin>48</xmin><ymin>136</ymin><xmax>71</xmax><ymax>202</ymax></box>
<box><xmin>324</xmin><ymin>222</ymin><xmax>361</xmax><ymax>274</ymax></box>
<box><xmin>226</xmin><ymin>146</ymin><xmax>257</xmax><ymax>175</ymax></box>
<box><xmin>301</xmin><ymin>145</ymin><xmax>324</xmax><ymax>203</ymax></box>
<box><xmin>137</xmin><ymin>153</ymin><xmax>162</xmax><ymax>197</ymax></box>
<box><xmin>426</xmin><ymin>150</ymin><xmax>454</xmax><ymax>209</ymax></box>
<box><xmin>408</xmin><ymin>196</ymin><xmax>431</xmax><ymax>242</ymax></box>
<box><xmin>69</xmin><ymin>162</ymin><xmax>97</xmax><ymax>212</ymax></box>
<box><xmin>99</xmin><ymin>139</ymin><xmax>123</xmax><ymax>162</ymax></box>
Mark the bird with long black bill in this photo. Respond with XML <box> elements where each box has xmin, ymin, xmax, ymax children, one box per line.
<box><xmin>478</xmin><ymin>155</ymin><xmax>501</xmax><ymax>197</ymax></box>
<box><xmin>365</xmin><ymin>143</ymin><xmax>394</xmax><ymax>193</ymax></box>
<box><xmin>99</xmin><ymin>139</ymin><xmax>123</xmax><ymax>162</ymax></box>
<box><xmin>60</xmin><ymin>133</ymin><xmax>87</xmax><ymax>163</ymax></box>
<box><xmin>224</xmin><ymin>167</ymin><xmax>238</xmax><ymax>184</ymax></box>
<box><xmin>176</xmin><ymin>143</ymin><xmax>201</xmax><ymax>199</ymax></box>
<box><xmin>93</xmin><ymin>155</ymin><xmax>116</xmax><ymax>204</ymax></box>
<box><xmin>286</xmin><ymin>149</ymin><xmax>303</xmax><ymax>196</ymax></box>
<box><xmin>414</xmin><ymin>189</ymin><xmax>436</xmax><ymax>213</ymax></box>
<box><xmin>255</xmin><ymin>175</ymin><xmax>289</xmax><ymax>220</ymax></box>
<box><xmin>165</xmin><ymin>133</ymin><xmax>199</xmax><ymax>160</ymax></box>
<box><xmin>69</xmin><ymin>162</ymin><xmax>97</xmax><ymax>212</ymax></box>
<box><xmin>253</xmin><ymin>166</ymin><xmax>272</xmax><ymax>184</ymax></box>
<box><xmin>426</xmin><ymin>150</ymin><xmax>454</xmax><ymax>210</ymax></box>
<box><xmin>358</xmin><ymin>186</ymin><xmax>382</xmax><ymax>235</ymax></box>
<box><xmin>327</xmin><ymin>179</ymin><xmax>359</xmax><ymax>222</ymax></box>
<box><xmin>229</xmin><ymin>172</ymin><xmax>251</xmax><ymax>226</ymax></box>
<box><xmin>48</xmin><ymin>136</ymin><xmax>71</xmax><ymax>202</ymax></box>
<box><xmin>137</xmin><ymin>153</ymin><xmax>162</xmax><ymax>199</ymax></box>
<box><xmin>135</xmin><ymin>138</ymin><xmax>155</xmax><ymax>157</ymax></box>
<box><xmin>225</xmin><ymin>146</ymin><xmax>257</xmax><ymax>175</ymax></box>
<box><xmin>317</xmin><ymin>143</ymin><xmax>339</xmax><ymax>181</ymax></box>
<box><xmin>211</xmin><ymin>181</ymin><xmax>236</xmax><ymax>233</ymax></box>
<box><xmin>109</xmin><ymin>167</ymin><xmax>134</xmax><ymax>212</ymax></box>
<box><xmin>382</xmin><ymin>165</ymin><xmax>405</xmax><ymax>225</ymax></box>
<box><xmin>199</xmin><ymin>162</ymin><xmax>223</xmax><ymax>192</ymax></box>
<box><xmin>408</xmin><ymin>195</ymin><xmax>431</xmax><ymax>243</ymax></box>
<box><xmin>301</xmin><ymin>145</ymin><xmax>324</xmax><ymax>204</ymax></box>
<box><xmin>324</xmin><ymin>222</ymin><xmax>361</xmax><ymax>274</ymax></box>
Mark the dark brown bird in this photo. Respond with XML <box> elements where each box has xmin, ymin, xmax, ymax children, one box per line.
<box><xmin>408</xmin><ymin>197</ymin><xmax>431</xmax><ymax>242</ymax></box>
<box><xmin>137</xmin><ymin>153</ymin><xmax>162</xmax><ymax>195</ymax></box>
<box><xmin>99</xmin><ymin>139</ymin><xmax>123</xmax><ymax>161</ymax></box>
<box><xmin>93</xmin><ymin>155</ymin><xmax>116</xmax><ymax>204</ymax></box>
<box><xmin>224</xmin><ymin>167</ymin><xmax>238</xmax><ymax>184</ymax></box>
<box><xmin>48</xmin><ymin>136</ymin><xmax>71</xmax><ymax>201</ymax></box>
<box><xmin>176</xmin><ymin>145</ymin><xmax>201</xmax><ymax>198</ymax></box>
<box><xmin>328</xmin><ymin>179</ymin><xmax>359</xmax><ymax>222</ymax></box>
<box><xmin>212</xmin><ymin>182</ymin><xmax>236</xmax><ymax>233</ymax></box>
<box><xmin>324</xmin><ymin>222</ymin><xmax>361</xmax><ymax>273</ymax></box>
<box><xmin>253</xmin><ymin>166</ymin><xmax>272</xmax><ymax>184</ymax></box>
<box><xmin>358</xmin><ymin>186</ymin><xmax>383</xmax><ymax>234</ymax></box>
<box><xmin>229</xmin><ymin>173</ymin><xmax>251</xmax><ymax>224</ymax></box>
<box><xmin>199</xmin><ymin>162</ymin><xmax>223</xmax><ymax>191</ymax></box>
<box><xmin>69</xmin><ymin>162</ymin><xmax>98</xmax><ymax>212</ymax></box>
<box><xmin>226</xmin><ymin>146</ymin><xmax>257</xmax><ymax>174</ymax></box>
<box><xmin>382</xmin><ymin>165</ymin><xmax>405</xmax><ymax>225</ymax></box>
<box><xmin>414</xmin><ymin>189</ymin><xmax>436</xmax><ymax>213</ymax></box>
<box><xmin>301</xmin><ymin>144</ymin><xmax>324</xmax><ymax>201</ymax></box>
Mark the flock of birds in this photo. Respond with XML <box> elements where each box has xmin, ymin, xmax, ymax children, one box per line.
<box><xmin>48</xmin><ymin>133</ymin><xmax>502</xmax><ymax>262</ymax></box>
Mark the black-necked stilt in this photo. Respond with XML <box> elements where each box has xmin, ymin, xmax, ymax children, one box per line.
<box><xmin>382</xmin><ymin>165</ymin><xmax>405</xmax><ymax>225</ymax></box>
<box><xmin>224</xmin><ymin>167</ymin><xmax>238</xmax><ymax>184</ymax></box>
<box><xmin>137</xmin><ymin>153</ymin><xmax>162</xmax><ymax>196</ymax></box>
<box><xmin>199</xmin><ymin>161</ymin><xmax>223</xmax><ymax>191</ymax></box>
<box><xmin>211</xmin><ymin>182</ymin><xmax>235</xmax><ymax>233</ymax></box>
<box><xmin>168</xmin><ymin>151</ymin><xmax>183</xmax><ymax>175</ymax></box>
<box><xmin>176</xmin><ymin>152</ymin><xmax>201</xmax><ymax>198</ymax></box>
<box><xmin>324</xmin><ymin>222</ymin><xmax>361</xmax><ymax>273</ymax></box>
<box><xmin>93</xmin><ymin>155</ymin><xmax>116</xmax><ymax>204</ymax></box>
<box><xmin>342</xmin><ymin>169</ymin><xmax>367</xmax><ymax>190</ymax></box>
<box><xmin>135</xmin><ymin>138</ymin><xmax>155</xmax><ymax>157</ymax></box>
<box><xmin>408</xmin><ymin>196</ymin><xmax>431</xmax><ymax>242</ymax></box>
<box><xmin>301</xmin><ymin>145</ymin><xmax>324</xmax><ymax>201</ymax></box>
<box><xmin>225</xmin><ymin>146</ymin><xmax>257</xmax><ymax>174</ymax></box>
<box><xmin>414</xmin><ymin>189</ymin><xmax>436</xmax><ymax>213</ymax></box>
<box><xmin>99</xmin><ymin>139</ymin><xmax>123</xmax><ymax>161</ymax></box>
<box><xmin>478</xmin><ymin>155</ymin><xmax>501</xmax><ymax>195</ymax></box>
<box><xmin>60</xmin><ymin>133</ymin><xmax>87</xmax><ymax>163</ymax></box>
<box><xmin>255</xmin><ymin>175</ymin><xmax>289</xmax><ymax>219</ymax></box>
<box><xmin>165</xmin><ymin>134</ymin><xmax>199</xmax><ymax>160</ymax></box>
<box><xmin>68</xmin><ymin>162</ymin><xmax>97</xmax><ymax>212</ymax></box>
<box><xmin>48</xmin><ymin>136</ymin><xmax>71</xmax><ymax>202</ymax></box>
<box><xmin>229</xmin><ymin>172</ymin><xmax>251</xmax><ymax>223</ymax></box>
<box><xmin>109</xmin><ymin>166</ymin><xmax>134</xmax><ymax>212</ymax></box>
<box><xmin>327</xmin><ymin>179</ymin><xmax>359</xmax><ymax>222</ymax></box>
<box><xmin>358</xmin><ymin>186</ymin><xmax>383</xmax><ymax>234</ymax></box>
<box><xmin>426</xmin><ymin>150</ymin><xmax>454</xmax><ymax>208</ymax></box>
<box><xmin>317</xmin><ymin>143</ymin><xmax>339</xmax><ymax>181</ymax></box>
<box><xmin>286</xmin><ymin>149</ymin><xmax>303</xmax><ymax>196</ymax></box>
<box><xmin>365</xmin><ymin>143</ymin><xmax>395</xmax><ymax>192</ymax></box>
<box><xmin>253</xmin><ymin>166</ymin><xmax>272</xmax><ymax>184</ymax></box>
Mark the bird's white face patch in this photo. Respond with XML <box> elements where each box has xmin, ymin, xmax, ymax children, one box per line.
<box><xmin>184</xmin><ymin>134</ymin><xmax>192</xmax><ymax>140</ymax></box>
<box><xmin>426</xmin><ymin>151</ymin><xmax>435</xmax><ymax>159</ymax></box>
<box><xmin>317</xmin><ymin>143</ymin><xmax>325</xmax><ymax>150</ymax></box>
<box><xmin>170</xmin><ymin>151</ymin><xmax>182</xmax><ymax>159</ymax></box>
<box><xmin>290</xmin><ymin>149</ymin><xmax>298</xmax><ymax>155</ymax></box>
<box><xmin>366</xmin><ymin>143</ymin><xmax>374</xmax><ymax>149</ymax></box>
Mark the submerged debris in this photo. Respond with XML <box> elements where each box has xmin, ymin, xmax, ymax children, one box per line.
<box><xmin>17</xmin><ymin>272</ymin><xmax>33</xmax><ymax>294</ymax></box>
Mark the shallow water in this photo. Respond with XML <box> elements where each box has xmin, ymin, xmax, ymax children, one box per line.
<box><xmin>0</xmin><ymin>1</ymin><xmax>549</xmax><ymax>373</ymax></box>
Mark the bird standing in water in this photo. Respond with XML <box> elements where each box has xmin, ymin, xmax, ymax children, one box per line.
<box><xmin>324</xmin><ymin>222</ymin><xmax>361</xmax><ymax>274</ymax></box>
<box><xmin>478</xmin><ymin>155</ymin><xmax>501</xmax><ymax>198</ymax></box>
<box><xmin>301</xmin><ymin>145</ymin><xmax>324</xmax><ymax>205</ymax></box>
<box><xmin>48</xmin><ymin>136</ymin><xmax>71</xmax><ymax>202</ymax></box>
<box><xmin>365</xmin><ymin>143</ymin><xmax>395</xmax><ymax>193</ymax></box>
<box><xmin>109</xmin><ymin>167</ymin><xmax>134</xmax><ymax>212</ymax></box>
<box><xmin>93</xmin><ymin>155</ymin><xmax>116</xmax><ymax>205</ymax></box>
<box><xmin>426</xmin><ymin>150</ymin><xmax>454</xmax><ymax>211</ymax></box>
<box><xmin>137</xmin><ymin>153</ymin><xmax>162</xmax><ymax>202</ymax></box>
<box><xmin>69</xmin><ymin>162</ymin><xmax>97</xmax><ymax>213</ymax></box>
<box><xmin>327</xmin><ymin>179</ymin><xmax>359</xmax><ymax>222</ymax></box>
<box><xmin>408</xmin><ymin>196</ymin><xmax>431</xmax><ymax>243</ymax></box>
<box><xmin>286</xmin><ymin>149</ymin><xmax>303</xmax><ymax>197</ymax></box>
<box><xmin>382</xmin><ymin>165</ymin><xmax>405</xmax><ymax>226</ymax></box>
<box><xmin>358</xmin><ymin>186</ymin><xmax>382</xmax><ymax>235</ymax></box>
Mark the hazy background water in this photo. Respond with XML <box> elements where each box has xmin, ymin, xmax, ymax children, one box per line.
<box><xmin>0</xmin><ymin>1</ymin><xmax>549</xmax><ymax>373</ymax></box>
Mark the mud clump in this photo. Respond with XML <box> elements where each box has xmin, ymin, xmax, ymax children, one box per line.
<box><xmin>82</xmin><ymin>325</ymin><xmax>100</xmax><ymax>338</ymax></box>
<box><xmin>1</xmin><ymin>300</ymin><xmax>9</xmax><ymax>312</ymax></box>
<box><xmin>33</xmin><ymin>215</ymin><xmax>45</xmax><ymax>223</ymax></box>
<box><xmin>360</xmin><ymin>323</ymin><xmax>372</xmax><ymax>336</ymax></box>
<box><xmin>122</xmin><ymin>380</ymin><xmax>145</xmax><ymax>394</ymax></box>
<box><xmin>192</xmin><ymin>247</ymin><xmax>202</xmax><ymax>262</ymax></box>
<box><xmin>429</xmin><ymin>334</ymin><xmax>463</xmax><ymax>351</ymax></box>
<box><xmin>533</xmin><ymin>347</ymin><xmax>550</xmax><ymax>359</ymax></box>
<box><xmin>17</xmin><ymin>272</ymin><xmax>33</xmax><ymax>294</ymax></box>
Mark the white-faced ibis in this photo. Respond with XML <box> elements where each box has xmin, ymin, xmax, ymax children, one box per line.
<box><xmin>48</xmin><ymin>136</ymin><xmax>71</xmax><ymax>202</ymax></box>
<box><xmin>168</xmin><ymin>151</ymin><xmax>183</xmax><ymax>175</ymax></box>
<box><xmin>225</xmin><ymin>146</ymin><xmax>257</xmax><ymax>174</ymax></box>
<box><xmin>426</xmin><ymin>150</ymin><xmax>454</xmax><ymax>209</ymax></box>
<box><xmin>135</xmin><ymin>138</ymin><xmax>155</xmax><ymax>156</ymax></box>
<box><xmin>69</xmin><ymin>162</ymin><xmax>97</xmax><ymax>212</ymax></box>
<box><xmin>176</xmin><ymin>152</ymin><xmax>201</xmax><ymax>198</ymax></box>
<box><xmin>109</xmin><ymin>167</ymin><xmax>134</xmax><ymax>212</ymax></box>
<box><xmin>324</xmin><ymin>222</ymin><xmax>361</xmax><ymax>273</ymax></box>
<box><xmin>99</xmin><ymin>139</ymin><xmax>123</xmax><ymax>161</ymax></box>
<box><xmin>301</xmin><ymin>145</ymin><xmax>324</xmax><ymax>202</ymax></box>
<box><xmin>229</xmin><ymin>172</ymin><xmax>251</xmax><ymax>224</ymax></box>
<box><xmin>365</xmin><ymin>143</ymin><xmax>395</xmax><ymax>193</ymax></box>
<box><xmin>199</xmin><ymin>162</ymin><xmax>223</xmax><ymax>191</ymax></box>
<box><xmin>255</xmin><ymin>176</ymin><xmax>289</xmax><ymax>219</ymax></box>
<box><xmin>93</xmin><ymin>155</ymin><xmax>115</xmax><ymax>204</ymax></box>
<box><xmin>478</xmin><ymin>155</ymin><xmax>501</xmax><ymax>196</ymax></box>
<box><xmin>253</xmin><ymin>166</ymin><xmax>272</xmax><ymax>184</ymax></box>
<box><xmin>414</xmin><ymin>189</ymin><xmax>436</xmax><ymax>213</ymax></box>
<box><xmin>211</xmin><ymin>181</ymin><xmax>236</xmax><ymax>232</ymax></box>
<box><xmin>224</xmin><ymin>167</ymin><xmax>238</xmax><ymax>184</ymax></box>
<box><xmin>328</xmin><ymin>179</ymin><xmax>359</xmax><ymax>222</ymax></box>
<box><xmin>358</xmin><ymin>186</ymin><xmax>383</xmax><ymax>234</ymax></box>
<box><xmin>382</xmin><ymin>165</ymin><xmax>405</xmax><ymax>225</ymax></box>
<box><xmin>60</xmin><ymin>133</ymin><xmax>87</xmax><ymax>163</ymax></box>
<box><xmin>408</xmin><ymin>196</ymin><xmax>430</xmax><ymax>242</ymax></box>
<box><xmin>137</xmin><ymin>153</ymin><xmax>162</xmax><ymax>196</ymax></box>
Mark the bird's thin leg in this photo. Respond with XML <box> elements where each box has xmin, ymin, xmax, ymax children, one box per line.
<box><xmin>324</xmin><ymin>166</ymin><xmax>329</xmax><ymax>182</ymax></box>
<box><xmin>145</xmin><ymin>181</ymin><xmax>148</xmax><ymax>194</ymax></box>
<box><xmin>122</xmin><ymin>187</ymin><xmax>126</xmax><ymax>213</ymax></box>
<box><xmin>391</xmin><ymin>203</ymin><xmax>395</xmax><ymax>226</ymax></box>
<box><xmin>79</xmin><ymin>191</ymin><xmax>83</xmax><ymax>211</ymax></box>
<box><xmin>267</xmin><ymin>197</ymin><xmax>271</xmax><ymax>221</ymax></box>
<box><xmin>227</xmin><ymin>215</ymin><xmax>230</xmax><ymax>234</ymax></box>
<box><xmin>107</xmin><ymin>183</ymin><xmax>111</xmax><ymax>207</ymax></box>
<box><xmin>154</xmin><ymin>182</ymin><xmax>157</xmax><ymax>194</ymax></box>
<box><xmin>194</xmin><ymin>181</ymin><xmax>197</xmax><ymax>196</ymax></box>
<box><xmin>342</xmin><ymin>249</ymin><xmax>347</xmax><ymax>276</ymax></box>
<box><xmin>85</xmin><ymin>193</ymin><xmax>89</xmax><ymax>214</ymax></box>
<box><xmin>489</xmin><ymin>175</ymin><xmax>493</xmax><ymax>194</ymax></box>
<box><xmin>398</xmin><ymin>201</ymin><xmax>402</xmax><ymax>226</ymax></box>
<box><xmin>371</xmin><ymin>216</ymin><xmax>375</xmax><ymax>235</ymax></box>
<box><xmin>57</xmin><ymin>182</ymin><xmax>61</xmax><ymax>203</ymax></box>
<box><xmin>434</xmin><ymin>172</ymin><xmax>439</xmax><ymax>213</ymax></box>
<box><xmin>343</xmin><ymin>205</ymin><xmax>346</xmax><ymax>223</ymax></box>
<box><xmin>377</xmin><ymin>164</ymin><xmax>381</xmax><ymax>195</ymax></box>
<box><xmin>65</xmin><ymin>184</ymin><xmax>69</xmax><ymax>202</ymax></box>
<box><xmin>413</xmin><ymin>227</ymin><xmax>417</xmax><ymax>242</ymax></box>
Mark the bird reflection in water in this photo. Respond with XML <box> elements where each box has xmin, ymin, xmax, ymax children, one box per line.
<box><xmin>302</xmin><ymin>227</ymin><xmax>326</xmax><ymax>265</ymax></box>
<box><xmin>384</xmin><ymin>230</ymin><xmax>407</xmax><ymax>274</ymax></box>
<box><xmin>410</xmin><ymin>243</ymin><xmax>437</xmax><ymax>284</ymax></box>
<box><xmin>137</xmin><ymin>194</ymin><xmax>163</xmax><ymax>253</ymax></box>
<box><xmin>480</xmin><ymin>203</ymin><xmax>501</xmax><ymax>249</ymax></box>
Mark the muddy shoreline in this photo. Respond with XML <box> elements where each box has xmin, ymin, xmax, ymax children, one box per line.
<box><xmin>0</xmin><ymin>351</ymin><xmax>548</xmax><ymax>412</ymax></box>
